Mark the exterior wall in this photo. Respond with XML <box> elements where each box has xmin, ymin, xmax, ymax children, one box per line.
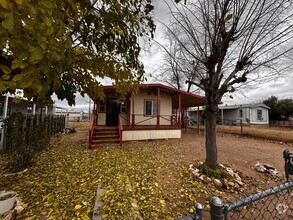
<box><xmin>120</xmin><ymin>113</ymin><xmax>128</xmax><ymax>125</ymax></box>
<box><xmin>222</xmin><ymin>109</ymin><xmax>240</xmax><ymax>121</ymax></box>
<box><xmin>222</xmin><ymin>108</ymin><xmax>250</xmax><ymax>123</ymax></box>
<box><xmin>250</xmin><ymin>107</ymin><xmax>269</xmax><ymax>124</ymax></box>
<box><xmin>0</xmin><ymin>96</ymin><xmax>54</xmax><ymax>118</ymax></box>
<box><xmin>96</xmin><ymin>90</ymin><xmax>173</xmax><ymax>126</ymax></box>
<box><xmin>218</xmin><ymin>107</ymin><xmax>269</xmax><ymax>125</ymax></box>
<box><xmin>122</xmin><ymin>129</ymin><xmax>181</xmax><ymax>141</ymax></box>
<box><xmin>188</xmin><ymin>111</ymin><xmax>198</xmax><ymax>120</ymax></box>
<box><xmin>98</xmin><ymin>113</ymin><xmax>106</xmax><ymax>125</ymax></box>
<box><xmin>131</xmin><ymin>90</ymin><xmax>172</xmax><ymax>126</ymax></box>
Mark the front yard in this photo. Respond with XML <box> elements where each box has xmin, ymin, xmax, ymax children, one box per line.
<box><xmin>0</xmin><ymin>122</ymin><xmax>290</xmax><ymax>219</ymax></box>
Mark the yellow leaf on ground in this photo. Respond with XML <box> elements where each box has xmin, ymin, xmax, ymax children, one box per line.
<box><xmin>131</xmin><ymin>202</ymin><xmax>138</xmax><ymax>208</ymax></box>
<box><xmin>75</xmin><ymin>205</ymin><xmax>82</xmax><ymax>210</ymax></box>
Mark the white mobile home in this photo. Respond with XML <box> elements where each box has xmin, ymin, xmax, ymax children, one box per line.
<box><xmin>89</xmin><ymin>84</ymin><xmax>205</xmax><ymax>149</ymax></box>
<box><xmin>219</xmin><ymin>103</ymin><xmax>270</xmax><ymax>125</ymax></box>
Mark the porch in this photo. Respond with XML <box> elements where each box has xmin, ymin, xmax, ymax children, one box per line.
<box><xmin>88</xmin><ymin>84</ymin><xmax>205</xmax><ymax>149</ymax></box>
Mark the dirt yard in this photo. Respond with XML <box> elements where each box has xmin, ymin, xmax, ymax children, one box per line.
<box><xmin>179</xmin><ymin>128</ymin><xmax>292</xmax><ymax>181</ymax></box>
<box><xmin>75</xmin><ymin>122</ymin><xmax>292</xmax><ymax>180</ymax></box>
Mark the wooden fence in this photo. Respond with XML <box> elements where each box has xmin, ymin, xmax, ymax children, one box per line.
<box><xmin>2</xmin><ymin>113</ymin><xmax>66</xmax><ymax>170</ymax></box>
<box><xmin>270</xmin><ymin>120</ymin><xmax>293</xmax><ymax>128</ymax></box>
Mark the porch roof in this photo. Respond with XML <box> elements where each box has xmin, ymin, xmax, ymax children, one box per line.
<box><xmin>103</xmin><ymin>83</ymin><xmax>205</xmax><ymax>108</ymax></box>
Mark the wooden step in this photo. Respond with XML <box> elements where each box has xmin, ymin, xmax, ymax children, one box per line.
<box><xmin>90</xmin><ymin>127</ymin><xmax>120</xmax><ymax>148</ymax></box>
<box><xmin>92</xmin><ymin>134</ymin><xmax>119</xmax><ymax>140</ymax></box>
<box><xmin>94</xmin><ymin>128</ymin><xmax>118</xmax><ymax>132</ymax></box>
<box><xmin>91</xmin><ymin>139</ymin><xmax>120</xmax><ymax>144</ymax></box>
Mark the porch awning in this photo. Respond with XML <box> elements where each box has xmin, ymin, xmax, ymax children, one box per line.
<box><xmin>101</xmin><ymin>83</ymin><xmax>206</xmax><ymax>108</ymax></box>
<box><xmin>138</xmin><ymin>84</ymin><xmax>205</xmax><ymax>108</ymax></box>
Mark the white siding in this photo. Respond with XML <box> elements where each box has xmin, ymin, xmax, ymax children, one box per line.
<box><xmin>122</xmin><ymin>129</ymin><xmax>181</xmax><ymax>141</ymax></box>
<box><xmin>251</xmin><ymin>107</ymin><xmax>269</xmax><ymax>124</ymax></box>
<box><xmin>132</xmin><ymin>90</ymin><xmax>172</xmax><ymax>125</ymax></box>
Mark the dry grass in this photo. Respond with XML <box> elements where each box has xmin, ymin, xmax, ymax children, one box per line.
<box><xmin>217</xmin><ymin>125</ymin><xmax>293</xmax><ymax>144</ymax></box>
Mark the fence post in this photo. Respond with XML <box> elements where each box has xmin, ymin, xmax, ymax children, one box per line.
<box><xmin>194</xmin><ymin>203</ymin><xmax>202</xmax><ymax>220</ymax></box>
<box><xmin>240</xmin><ymin>119</ymin><xmax>243</xmax><ymax>136</ymax></box>
<box><xmin>210</xmin><ymin>196</ymin><xmax>224</xmax><ymax>220</ymax></box>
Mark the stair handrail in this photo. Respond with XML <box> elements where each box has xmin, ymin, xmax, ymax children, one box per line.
<box><xmin>89</xmin><ymin>109</ymin><xmax>96</xmax><ymax>149</ymax></box>
<box><xmin>118</xmin><ymin>114</ymin><xmax>123</xmax><ymax>146</ymax></box>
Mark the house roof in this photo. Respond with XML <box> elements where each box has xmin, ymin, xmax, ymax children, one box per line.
<box><xmin>219</xmin><ymin>103</ymin><xmax>271</xmax><ymax>110</ymax></box>
<box><xmin>102</xmin><ymin>83</ymin><xmax>206</xmax><ymax>108</ymax></box>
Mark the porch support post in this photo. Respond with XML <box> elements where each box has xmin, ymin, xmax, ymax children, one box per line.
<box><xmin>221</xmin><ymin>108</ymin><xmax>224</xmax><ymax>124</ymax></box>
<box><xmin>32</xmin><ymin>104</ymin><xmax>36</xmax><ymax>115</ymax></box>
<box><xmin>131</xmin><ymin>91</ymin><xmax>135</xmax><ymax>127</ymax></box>
<box><xmin>178</xmin><ymin>93</ymin><xmax>181</xmax><ymax>128</ymax></box>
<box><xmin>93</xmin><ymin>98</ymin><xmax>97</xmax><ymax>125</ymax></box>
<box><xmin>157</xmin><ymin>87</ymin><xmax>160</xmax><ymax>128</ymax></box>
<box><xmin>1</xmin><ymin>95</ymin><xmax>9</xmax><ymax>150</ymax></box>
<box><xmin>127</xmin><ymin>95</ymin><xmax>131</xmax><ymax>126</ymax></box>
<box><xmin>96</xmin><ymin>99</ymin><xmax>99</xmax><ymax>126</ymax></box>
<box><xmin>197</xmin><ymin>106</ymin><xmax>200</xmax><ymax>134</ymax></box>
<box><xmin>3</xmin><ymin>95</ymin><xmax>8</xmax><ymax>118</ymax></box>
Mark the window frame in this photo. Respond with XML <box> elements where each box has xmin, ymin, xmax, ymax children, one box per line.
<box><xmin>257</xmin><ymin>109</ymin><xmax>263</xmax><ymax>120</ymax></box>
<box><xmin>98</xmin><ymin>100</ymin><xmax>106</xmax><ymax>113</ymax></box>
<box><xmin>120</xmin><ymin>101</ymin><xmax>128</xmax><ymax>113</ymax></box>
<box><xmin>144</xmin><ymin>99</ymin><xmax>158</xmax><ymax>116</ymax></box>
<box><xmin>239</xmin><ymin>109</ymin><xmax>243</xmax><ymax>118</ymax></box>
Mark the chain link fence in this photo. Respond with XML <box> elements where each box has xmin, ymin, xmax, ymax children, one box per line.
<box><xmin>177</xmin><ymin>149</ymin><xmax>293</xmax><ymax>220</ymax></box>
<box><xmin>220</xmin><ymin>181</ymin><xmax>293</xmax><ymax>219</ymax></box>
<box><xmin>178</xmin><ymin>180</ymin><xmax>292</xmax><ymax>220</ymax></box>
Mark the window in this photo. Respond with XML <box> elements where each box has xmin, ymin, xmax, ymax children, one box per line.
<box><xmin>121</xmin><ymin>101</ymin><xmax>127</xmax><ymax>113</ymax></box>
<box><xmin>145</xmin><ymin>100</ymin><xmax>157</xmax><ymax>116</ymax></box>
<box><xmin>257</xmin><ymin>109</ymin><xmax>263</xmax><ymax>120</ymax></box>
<box><xmin>99</xmin><ymin>101</ymin><xmax>106</xmax><ymax>113</ymax></box>
<box><xmin>239</xmin><ymin>109</ymin><xmax>243</xmax><ymax>117</ymax></box>
<box><xmin>27</xmin><ymin>105</ymin><xmax>33</xmax><ymax>114</ymax></box>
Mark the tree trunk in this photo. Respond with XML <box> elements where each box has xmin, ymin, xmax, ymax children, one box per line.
<box><xmin>204</xmin><ymin>108</ymin><xmax>218</xmax><ymax>169</ymax></box>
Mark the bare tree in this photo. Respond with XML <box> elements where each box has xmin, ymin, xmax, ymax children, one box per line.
<box><xmin>152</xmin><ymin>26</ymin><xmax>202</xmax><ymax>93</ymax></box>
<box><xmin>164</xmin><ymin>0</ymin><xmax>293</xmax><ymax>169</ymax></box>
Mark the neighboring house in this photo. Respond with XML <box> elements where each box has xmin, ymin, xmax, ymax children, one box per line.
<box><xmin>188</xmin><ymin>103</ymin><xmax>270</xmax><ymax>126</ymax></box>
<box><xmin>218</xmin><ymin>103</ymin><xmax>270</xmax><ymax>125</ymax></box>
<box><xmin>0</xmin><ymin>95</ymin><xmax>56</xmax><ymax>150</ymax></box>
<box><xmin>0</xmin><ymin>95</ymin><xmax>55</xmax><ymax>120</ymax></box>
<box><xmin>55</xmin><ymin>108</ymin><xmax>89</xmax><ymax>122</ymax></box>
<box><xmin>89</xmin><ymin>84</ymin><xmax>205</xmax><ymax>149</ymax></box>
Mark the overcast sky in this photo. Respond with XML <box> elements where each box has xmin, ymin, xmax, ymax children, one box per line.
<box><xmin>54</xmin><ymin>0</ymin><xmax>293</xmax><ymax>111</ymax></box>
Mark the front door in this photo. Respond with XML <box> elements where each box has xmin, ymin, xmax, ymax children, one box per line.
<box><xmin>106</xmin><ymin>99</ymin><xmax>120</xmax><ymax>126</ymax></box>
